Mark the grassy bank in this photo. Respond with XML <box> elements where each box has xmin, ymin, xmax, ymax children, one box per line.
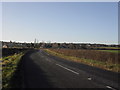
<box><xmin>44</xmin><ymin>49</ymin><xmax>120</xmax><ymax>72</ymax></box>
<box><xmin>2</xmin><ymin>52</ymin><xmax>24</xmax><ymax>88</ymax></box>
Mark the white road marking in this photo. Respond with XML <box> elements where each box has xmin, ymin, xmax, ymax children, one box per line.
<box><xmin>87</xmin><ymin>77</ymin><xmax>92</xmax><ymax>80</ymax></box>
<box><xmin>56</xmin><ymin>64</ymin><xmax>79</xmax><ymax>75</ymax></box>
<box><xmin>106</xmin><ymin>86</ymin><xmax>116</xmax><ymax>90</ymax></box>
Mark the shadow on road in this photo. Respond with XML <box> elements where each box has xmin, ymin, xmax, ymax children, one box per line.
<box><xmin>9</xmin><ymin>50</ymin><xmax>55</xmax><ymax>88</ymax></box>
<box><xmin>23</xmin><ymin>50</ymin><xmax>55</xmax><ymax>88</ymax></box>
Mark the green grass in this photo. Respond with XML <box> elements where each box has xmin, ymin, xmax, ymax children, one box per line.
<box><xmin>2</xmin><ymin>53</ymin><xmax>24</xmax><ymax>88</ymax></box>
<box><xmin>96</xmin><ymin>47</ymin><xmax>120</xmax><ymax>49</ymax></box>
<box><xmin>99</xmin><ymin>50</ymin><xmax>120</xmax><ymax>53</ymax></box>
<box><xmin>44</xmin><ymin>49</ymin><xmax>120</xmax><ymax>72</ymax></box>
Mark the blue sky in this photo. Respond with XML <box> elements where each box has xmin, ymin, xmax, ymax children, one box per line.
<box><xmin>2</xmin><ymin>2</ymin><xmax>118</xmax><ymax>44</ymax></box>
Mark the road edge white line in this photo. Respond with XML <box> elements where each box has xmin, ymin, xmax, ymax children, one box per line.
<box><xmin>56</xmin><ymin>64</ymin><xmax>79</xmax><ymax>75</ymax></box>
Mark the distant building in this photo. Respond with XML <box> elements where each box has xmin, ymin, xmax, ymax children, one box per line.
<box><xmin>3</xmin><ymin>45</ymin><xmax>8</xmax><ymax>48</ymax></box>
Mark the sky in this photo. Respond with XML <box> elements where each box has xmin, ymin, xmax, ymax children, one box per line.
<box><xmin>1</xmin><ymin>2</ymin><xmax>118</xmax><ymax>44</ymax></box>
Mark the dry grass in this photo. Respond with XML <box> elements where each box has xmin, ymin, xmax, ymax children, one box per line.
<box><xmin>44</xmin><ymin>49</ymin><xmax>120</xmax><ymax>72</ymax></box>
<box><xmin>48</xmin><ymin>49</ymin><xmax>119</xmax><ymax>64</ymax></box>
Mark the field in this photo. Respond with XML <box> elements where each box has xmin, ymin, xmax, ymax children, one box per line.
<box><xmin>44</xmin><ymin>49</ymin><xmax>120</xmax><ymax>72</ymax></box>
<box><xmin>99</xmin><ymin>50</ymin><xmax>120</xmax><ymax>53</ymax></box>
<box><xmin>95</xmin><ymin>47</ymin><xmax>120</xmax><ymax>49</ymax></box>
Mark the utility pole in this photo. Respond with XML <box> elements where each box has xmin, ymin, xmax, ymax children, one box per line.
<box><xmin>34</xmin><ymin>38</ymin><xmax>36</xmax><ymax>48</ymax></box>
<box><xmin>34</xmin><ymin>38</ymin><xmax>36</xmax><ymax>44</ymax></box>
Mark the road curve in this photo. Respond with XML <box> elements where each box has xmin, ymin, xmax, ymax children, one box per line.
<box><xmin>21</xmin><ymin>49</ymin><xmax>119</xmax><ymax>89</ymax></box>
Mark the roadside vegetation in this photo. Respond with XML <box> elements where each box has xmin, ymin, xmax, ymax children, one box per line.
<box><xmin>99</xmin><ymin>50</ymin><xmax>120</xmax><ymax>53</ymax></box>
<box><xmin>44</xmin><ymin>49</ymin><xmax>120</xmax><ymax>72</ymax></box>
<box><xmin>2</xmin><ymin>52</ymin><xmax>24</xmax><ymax>88</ymax></box>
<box><xmin>95</xmin><ymin>47</ymin><xmax>120</xmax><ymax>49</ymax></box>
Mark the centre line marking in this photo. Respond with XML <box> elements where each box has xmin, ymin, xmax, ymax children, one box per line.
<box><xmin>56</xmin><ymin>64</ymin><xmax>79</xmax><ymax>75</ymax></box>
<box><xmin>106</xmin><ymin>86</ymin><xmax>116</xmax><ymax>90</ymax></box>
<box><xmin>87</xmin><ymin>77</ymin><xmax>92</xmax><ymax>80</ymax></box>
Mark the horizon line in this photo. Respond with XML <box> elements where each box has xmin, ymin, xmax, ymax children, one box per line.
<box><xmin>0</xmin><ymin>40</ymin><xmax>119</xmax><ymax>45</ymax></box>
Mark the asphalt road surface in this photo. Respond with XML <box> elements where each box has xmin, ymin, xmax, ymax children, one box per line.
<box><xmin>21</xmin><ymin>49</ymin><xmax>119</xmax><ymax>89</ymax></box>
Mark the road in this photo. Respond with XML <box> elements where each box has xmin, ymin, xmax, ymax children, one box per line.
<box><xmin>21</xmin><ymin>49</ymin><xmax>119</xmax><ymax>89</ymax></box>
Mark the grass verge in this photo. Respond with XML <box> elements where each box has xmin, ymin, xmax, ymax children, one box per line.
<box><xmin>2</xmin><ymin>52</ymin><xmax>24</xmax><ymax>88</ymax></box>
<box><xmin>44</xmin><ymin>49</ymin><xmax>120</xmax><ymax>72</ymax></box>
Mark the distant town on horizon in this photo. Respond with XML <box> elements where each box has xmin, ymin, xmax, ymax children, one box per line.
<box><xmin>1</xmin><ymin>40</ymin><xmax>119</xmax><ymax>50</ymax></box>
